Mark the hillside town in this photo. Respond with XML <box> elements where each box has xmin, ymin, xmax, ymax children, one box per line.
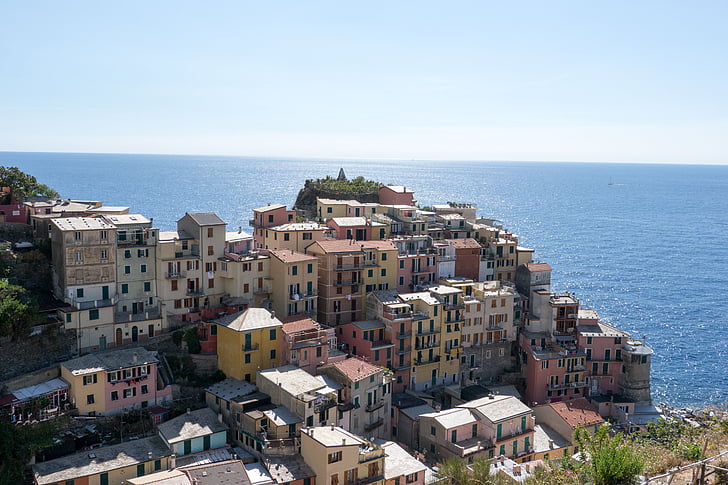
<box><xmin>0</xmin><ymin>170</ymin><xmax>664</xmax><ymax>485</ymax></box>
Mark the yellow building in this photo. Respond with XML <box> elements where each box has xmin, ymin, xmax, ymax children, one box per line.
<box><xmin>262</xmin><ymin>222</ymin><xmax>331</xmax><ymax>251</ymax></box>
<box><xmin>33</xmin><ymin>436</ymin><xmax>171</xmax><ymax>485</ymax></box>
<box><xmin>300</xmin><ymin>426</ymin><xmax>385</xmax><ymax>485</ymax></box>
<box><xmin>217</xmin><ymin>252</ymin><xmax>272</xmax><ymax>310</ymax></box>
<box><xmin>316</xmin><ymin>198</ymin><xmax>359</xmax><ymax>221</ymax></box>
<box><xmin>268</xmin><ymin>249</ymin><xmax>319</xmax><ymax>319</ymax></box>
<box><xmin>400</xmin><ymin>285</ymin><xmax>463</xmax><ymax>392</ymax></box>
<box><xmin>360</xmin><ymin>240</ymin><xmax>398</xmax><ymax>293</ymax></box>
<box><xmin>216</xmin><ymin>308</ymin><xmax>283</xmax><ymax>383</ymax></box>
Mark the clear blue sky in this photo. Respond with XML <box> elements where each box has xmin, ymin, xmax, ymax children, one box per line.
<box><xmin>1</xmin><ymin>1</ymin><xmax>727</xmax><ymax>163</ymax></box>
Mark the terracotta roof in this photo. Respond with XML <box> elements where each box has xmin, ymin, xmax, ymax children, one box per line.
<box><xmin>360</xmin><ymin>240</ymin><xmax>397</xmax><ymax>250</ymax></box>
<box><xmin>281</xmin><ymin>318</ymin><xmax>320</xmax><ymax>334</ymax></box>
<box><xmin>525</xmin><ymin>262</ymin><xmax>552</xmax><ymax>272</ymax></box>
<box><xmin>446</xmin><ymin>238</ymin><xmax>482</xmax><ymax>249</ymax></box>
<box><xmin>329</xmin><ymin>357</ymin><xmax>381</xmax><ymax>382</ymax></box>
<box><xmin>253</xmin><ymin>203</ymin><xmax>286</xmax><ymax>212</ymax></box>
<box><xmin>269</xmin><ymin>249</ymin><xmax>318</xmax><ymax>263</ymax></box>
<box><xmin>545</xmin><ymin>398</ymin><xmax>603</xmax><ymax>429</ymax></box>
<box><xmin>307</xmin><ymin>239</ymin><xmax>365</xmax><ymax>254</ymax></box>
<box><xmin>215</xmin><ymin>308</ymin><xmax>283</xmax><ymax>332</ymax></box>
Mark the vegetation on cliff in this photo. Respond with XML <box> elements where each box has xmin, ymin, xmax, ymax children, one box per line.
<box><xmin>294</xmin><ymin>174</ymin><xmax>382</xmax><ymax>215</ymax></box>
<box><xmin>0</xmin><ymin>165</ymin><xmax>58</xmax><ymax>200</ymax></box>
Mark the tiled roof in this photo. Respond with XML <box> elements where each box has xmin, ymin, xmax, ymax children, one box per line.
<box><xmin>328</xmin><ymin>358</ymin><xmax>381</xmax><ymax>382</ymax></box>
<box><xmin>446</xmin><ymin>238</ymin><xmax>482</xmax><ymax>249</ymax></box>
<box><xmin>184</xmin><ymin>212</ymin><xmax>226</xmax><ymax>226</ymax></box>
<box><xmin>543</xmin><ymin>398</ymin><xmax>604</xmax><ymax>429</ymax></box>
<box><xmin>269</xmin><ymin>249</ymin><xmax>318</xmax><ymax>263</ymax></box>
<box><xmin>361</xmin><ymin>240</ymin><xmax>397</xmax><ymax>250</ymax></box>
<box><xmin>215</xmin><ymin>308</ymin><xmax>283</xmax><ymax>332</ymax></box>
<box><xmin>253</xmin><ymin>203</ymin><xmax>285</xmax><ymax>212</ymax></box>
<box><xmin>525</xmin><ymin>262</ymin><xmax>552</xmax><ymax>272</ymax></box>
<box><xmin>328</xmin><ymin>217</ymin><xmax>368</xmax><ymax>227</ymax></box>
<box><xmin>157</xmin><ymin>408</ymin><xmax>228</xmax><ymax>444</ymax></box>
<box><xmin>281</xmin><ymin>318</ymin><xmax>320</xmax><ymax>334</ymax></box>
<box><xmin>383</xmin><ymin>185</ymin><xmax>413</xmax><ymax>193</ymax></box>
<box><xmin>51</xmin><ymin>217</ymin><xmax>116</xmax><ymax>231</ymax></box>
<box><xmin>307</xmin><ymin>239</ymin><xmax>365</xmax><ymax>254</ymax></box>
<box><xmin>62</xmin><ymin>348</ymin><xmax>159</xmax><ymax>375</ymax></box>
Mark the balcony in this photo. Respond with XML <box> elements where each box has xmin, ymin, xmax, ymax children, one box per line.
<box><xmin>114</xmin><ymin>308</ymin><xmax>161</xmax><ymax>323</ymax></box>
<box><xmin>382</xmin><ymin>311</ymin><xmax>413</xmax><ymax>322</ymax></box>
<box><xmin>411</xmin><ymin>311</ymin><xmax>430</xmax><ymax>320</ymax></box>
<box><xmin>415</xmin><ymin>340</ymin><xmax>439</xmax><ymax>350</ymax></box>
<box><xmin>395</xmin><ymin>332</ymin><xmax>411</xmax><ymax>339</ymax></box>
<box><xmin>547</xmin><ymin>380</ymin><xmax>588</xmax><ymax>391</ymax></box>
<box><xmin>333</xmin><ymin>279</ymin><xmax>362</xmax><ymax>287</ymax></box>
<box><xmin>242</xmin><ymin>343</ymin><xmax>260</xmax><ymax>352</ymax></box>
<box><xmin>415</xmin><ymin>355</ymin><xmax>440</xmax><ymax>365</ymax></box>
<box><xmin>415</xmin><ymin>327</ymin><xmax>439</xmax><ymax>337</ymax></box>
<box><xmin>186</xmin><ymin>288</ymin><xmax>205</xmax><ymax>296</ymax></box>
<box><xmin>442</xmin><ymin>436</ymin><xmax>493</xmax><ymax>458</ymax></box>
<box><xmin>363</xmin><ymin>418</ymin><xmax>384</xmax><ymax>432</ymax></box>
<box><xmin>365</xmin><ymin>400</ymin><xmax>385</xmax><ymax>412</ymax></box>
<box><xmin>289</xmin><ymin>291</ymin><xmax>317</xmax><ymax>302</ymax></box>
<box><xmin>445</xmin><ymin>344</ymin><xmax>463</xmax><ymax>354</ymax></box>
<box><xmin>395</xmin><ymin>346</ymin><xmax>411</xmax><ymax>354</ymax></box>
<box><xmin>334</xmin><ymin>264</ymin><xmax>365</xmax><ymax>271</ymax></box>
<box><xmin>71</xmin><ymin>297</ymin><xmax>117</xmax><ymax>310</ymax></box>
<box><xmin>495</xmin><ymin>427</ymin><xmax>533</xmax><ymax>444</ymax></box>
<box><xmin>287</xmin><ymin>330</ymin><xmax>328</xmax><ymax>350</ymax></box>
<box><xmin>370</xmin><ymin>340</ymin><xmax>393</xmax><ymax>349</ymax></box>
<box><xmin>314</xmin><ymin>397</ymin><xmax>337</xmax><ymax>413</ymax></box>
<box><xmin>165</xmin><ymin>271</ymin><xmax>186</xmax><ymax>279</ymax></box>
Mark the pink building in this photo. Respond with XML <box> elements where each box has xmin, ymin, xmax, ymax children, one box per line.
<box><xmin>0</xmin><ymin>188</ymin><xmax>28</xmax><ymax>224</ymax></box>
<box><xmin>576</xmin><ymin>310</ymin><xmax>628</xmax><ymax>397</ymax></box>
<box><xmin>338</xmin><ymin>320</ymin><xmax>394</xmax><ymax>370</ymax></box>
<box><xmin>396</xmin><ymin>252</ymin><xmax>438</xmax><ymax>292</ymax></box>
<box><xmin>326</xmin><ymin>217</ymin><xmax>373</xmax><ymax>241</ymax></box>
<box><xmin>379</xmin><ymin>185</ymin><xmax>416</xmax><ymax>206</ymax></box>
<box><xmin>280</xmin><ymin>316</ymin><xmax>346</xmax><ymax>374</ymax></box>
<box><xmin>380</xmin><ymin>441</ymin><xmax>429</xmax><ymax>485</ymax></box>
<box><xmin>250</xmin><ymin>203</ymin><xmax>296</xmax><ymax>249</ymax></box>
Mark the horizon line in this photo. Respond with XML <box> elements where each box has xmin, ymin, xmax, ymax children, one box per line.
<box><xmin>1</xmin><ymin>149</ymin><xmax>727</xmax><ymax>167</ymax></box>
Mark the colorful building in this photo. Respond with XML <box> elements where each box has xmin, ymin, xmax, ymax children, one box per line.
<box><xmin>216</xmin><ymin>308</ymin><xmax>284</xmax><ymax>383</ymax></box>
<box><xmin>268</xmin><ymin>249</ymin><xmax>319</xmax><ymax>319</ymax></box>
<box><xmin>250</xmin><ymin>203</ymin><xmax>296</xmax><ymax>249</ymax></box>
<box><xmin>60</xmin><ymin>348</ymin><xmax>172</xmax><ymax>416</ymax></box>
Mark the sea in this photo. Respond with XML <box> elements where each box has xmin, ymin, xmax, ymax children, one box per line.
<box><xmin>3</xmin><ymin>152</ymin><xmax>728</xmax><ymax>408</ymax></box>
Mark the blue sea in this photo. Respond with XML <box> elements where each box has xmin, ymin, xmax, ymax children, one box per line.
<box><xmin>4</xmin><ymin>152</ymin><xmax>728</xmax><ymax>408</ymax></box>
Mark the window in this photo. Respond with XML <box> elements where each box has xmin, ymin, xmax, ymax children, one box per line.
<box><xmin>303</xmin><ymin>232</ymin><xmax>312</xmax><ymax>240</ymax></box>
<box><xmin>327</xmin><ymin>207</ymin><xmax>333</xmax><ymax>214</ymax></box>
<box><xmin>328</xmin><ymin>451</ymin><xmax>342</xmax><ymax>463</ymax></box>
<box><xmin>124</xmin><ymin>388</ymin><xmax>136</xmax><ymax>398</ymax></box>
<box><xmin>124</xmin><ymin>249</ymin><xmax>131</xmax><ymax>259</ymax></box>
<box><xmin>87</xmin><ymin>394</ymin><xmax>95</xmax><ymax>405</ymax></box>
<box><xmin>587</xmin><ymin>337</ymin><xmax>593</xmax><ymax>345</ymax></box>
<box><xmin>381</xmin><ymin>253</ymin><xmax>387</xmax><ymax>261</ymax></box>
<box><xmin>83</xmin><ymin>374</ymin><xmax>97</xmax><ymax>385</ymax></box>
<box><xmin>140</xmin><ymin>264</ymin><xmax>147</xmax><ymax>273</ymax></box>
<box><xmin>307</xmin><ymin>263</ymin><xmax>313</xmax><ymax>273</ymax></box>
<box><xmin>154</xmin><ymin>460</ymin><xmax>161</xmax><ymax>471</ymax></box>
<box><xmin>355</xmin><ymin>381</ymin><xmax>359</xmax><ymax>390</ymax></box>
<box><xmin>368</xmin><ymin>269</ymin><xmax>373</xmax><ymax>277</ymax></box>
<box><xmin>76</xmin><ymin>288</ymin><xmax>84</xmax><ymax>298</ymax></box>
<box><xmin>207</xmin><ymin>227</ymin><xmax>214</xmax><ymax>237</ymax></box>
<box><xmin>292</xmin><ymin>265</ymin><xmax>298</xmax><ymax>276</ymax></box>
<box><xmin>381</xmin><ymin>268</ymin><xmax>386</xmax><ymax>276</ymax></box>
<box><xmin>100</xmin><ymin>249</ymin><xmax>107</xmax><ymax>260</ymax></box>
<box><xmin>110</xmin><ymin>390</ymin><xmax>119</xmax><ymax>401</ymax></box>
<box><xmin>406</xmin><ymin>473</ymin><xmax>418</xmax><ymax>484</ymax></box>
<box><xmin>243</xmin><ymin>283</ymin><xmax>250</xmax><ymax>293</ymax></box>
<box><xmin>121</xmin><ymin>284</ymin><xmax>129</xmax><ymax>294</ymax></box>
<box><xmin>283</xmin><ymin>233</ymin><xmax>290</xmax><ymax>241</ymax></box>
<box><xmin>74</xmin><ymin>231</ymin><xmax>82</xmax><ymax>241</ymax></box>
<box><xmin>144</xmin><ymin>282</ymin><xmax>151</xmax><ymax>292</ymax></box>
<box><xmin>208</xmin><ymin>245</ymin><xmax>214</xmax><ymax>256</ymax></box>
<box><xmin>245</xmin><ymin>354</ymin><xmax>251</xmax><ymax>364</ymax></box>
<box><xmin>270</xmin><ymin>329</ymin><xmax>277</xmax><ymax>340</ymax></box>
<box><xmin>124</xmin><ymin>265</ymin><xmax>131</xmax><ymax>274</ymax></box>
<box><xmin>89</xmin><ymin>309</ymin><xmax>99</xmax><ymax>320</ymax></box>
<box><xmin>430</xmin><ymin>426</ymin><xmax>436</xmax><ymax>436</ymax></box>
<box><xmin>137</xmin><ymin>463</ymin><xmax>145</xmax><ymax>477</ymax></box>
<box><xmin>270</xmin><ymin>349</ymin><xmax>276</xmax><ymax>360</ymax></box>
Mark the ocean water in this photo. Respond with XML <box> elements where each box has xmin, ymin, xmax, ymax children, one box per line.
<box><xmin>4</xmin><ymin>152</ymin><xmax>728</xmax><ymax>408</ymax></box>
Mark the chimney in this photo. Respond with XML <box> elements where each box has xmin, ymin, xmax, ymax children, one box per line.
<box><xmin>331</xmin><ymin>424</ymin><xmax>335</xmax><ymax>431</ymax></box>
<box><xmin>342</xmin><ymin>438</ymin><xmax>346</xmax><ymax>445</ymax></box>
<box><xmin>271</xmin><ymin>311</ymin><xmax>276</xmax><ymax>319</ymax></box>
<box><xmin>170</xmin><ymin>453</ymin><xmax>176</xmax><ymax>469</ymax></box>
<box><xmin>218</xmin><ymin>413</ymin><xmax>223</xmax><ymax>423</ymax></box>
<box><xmin>548</xmin><ymin>439</ymin><xmax>554</xmax><ymax>449</ymax></box>
<box><xmin>133</xmin><ymin>352</ymin><xmax>138</xmax><ymax>363</ymax></box>
<box><xmin>148</xmin><ymin>451</ymin><xmax>153</xmax><ymax>461</ymax></box>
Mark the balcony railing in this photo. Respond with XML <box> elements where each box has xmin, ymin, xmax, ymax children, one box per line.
<box><xmin>411</xmin><ymin>311</ymin><xmax>430</xmax><ymax>321</ymax></box>
<box><xmin>415</xmin><ymin>328</ymin><xmax>439</xmax><ymax>336</ymax></box>
<box><xmin>165</xmin><ymin>271</ymin><xmax>186</xmax><ymax>279</ymax></box>
<box><xmin>547</xmin><ymin>380</ymin><xmax>588</xmax><ymax>391</ymax></box>
<box><xmin>334</xmin><ymin>279</ymin><xmax>362</xmax><ymax>286</ymax></box>
<box><xmin>396</xmin><ymin>346</ymin><xmax>411</xmax><ymax>354</ymax></box>
<box><xmin>370</xmin><ymin>340</ymin><xmax>393</xmax><ymax>349</ymax></box>
<box><xmin>186</xmin><ymin>288</ymin><xmax>205</xmax><ymax>296</ymax></box>
<box><xmin>242</xmin><ymin>343</ymin><xmax>260</xmax><ymax>352</ymax></box>
<box><xmin>114</xmin><ymin>308</ymin><xmax>161</xmax><ymax>323</ymax></box>
<box><xmin>365</xmin><ymin>400</ymin><xmax>385</xmax><ymax>412</ymax></box>
<box><xmin>415</xmin><ymin>340</ymin><xmax>439</xmax><ymax>350</ymax></box>
<box><xmin>442</xmin><ymin>436</ymin><xmax>493</xmax><ymax>457</ymax></box>
<box><xmin>415</xmin><ymin>355</ymin><xmax>441</xmax><ymax>365</ymax></box>
<box><xmin>363</xmin><ymin>418</ymin><xmax>384</xmax><ymax>432</ymax></box>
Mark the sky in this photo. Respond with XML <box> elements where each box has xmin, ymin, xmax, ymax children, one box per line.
<box><xmin>1</xmin><ymin>1</ymin><xmax>727</xmax><ymax>163</ymax></box>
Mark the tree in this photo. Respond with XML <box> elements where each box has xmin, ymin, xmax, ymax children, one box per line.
<box><xmin>0</xmin><ymin>278</ymin><xmax>39</xmax><ymax>340</ymax></box>
<box><xmin>0</xmin><ymin>165</ymin><xmax>58</xmax><ymax>200</ymax></box>
<box><xmin>183</xmin><ymin>327</ymin><xmax>201</xmax><ymax>354</ymax></box>
<box><xmin>438</xmin><ymin>457</ymin><xmax>511</xmax><ymax>485</ymax></box>
<box><xmin>574</xmin><ymin>425</ymin><xmax>644</xmax><ymax>485</ymax></box>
